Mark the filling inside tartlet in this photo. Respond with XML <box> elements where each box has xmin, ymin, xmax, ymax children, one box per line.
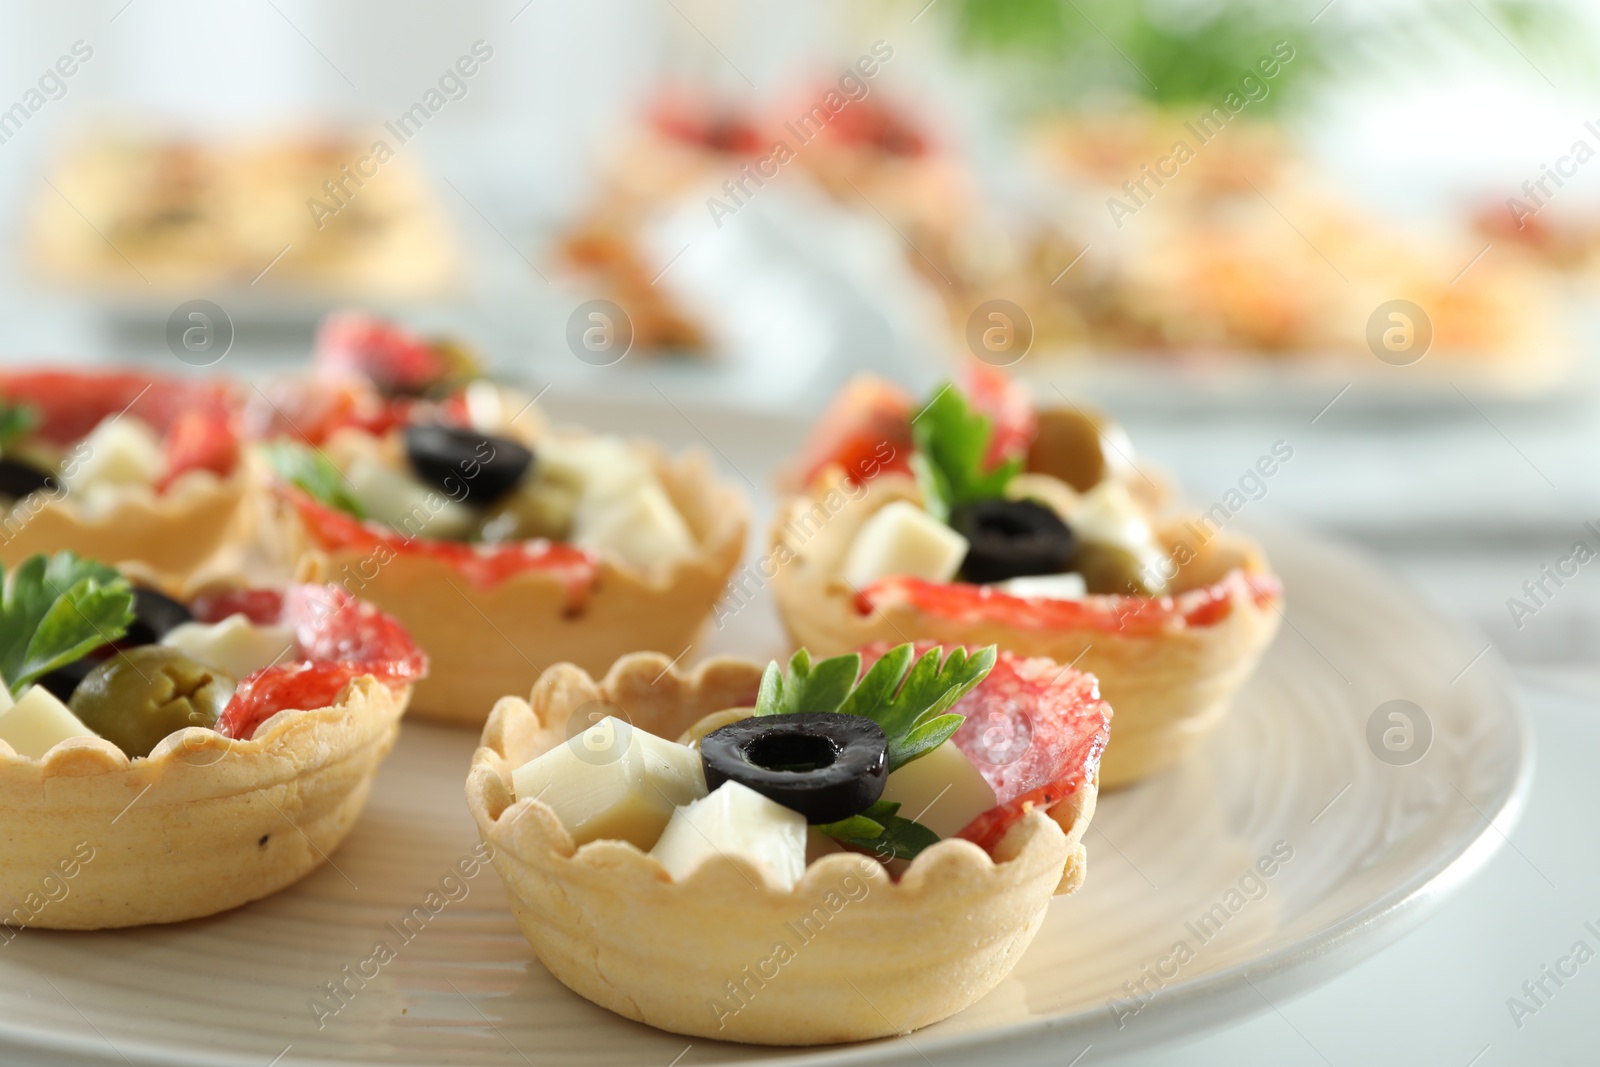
<box><xmin>261</xmin><ymin>315</ymin><xmax>702</xmax><ymax>589</ymax></box>
<box><xmin>796</xmin><ymin>364</ymin><xmax>1171</xmax><ymax>603</ymax></box>
<box><xmin>508</xmin><ymin>641</ymin><xmax>1109</xmax><ymax>890</ymax></box>
<box><xmin>0</xmin><ymin>371</ymin><xmax>240</xmax><ymax>514</ymax></box>
<box><xmin>0</xmin><ymin>551</ymin><xmax>423</xmax><ymax>760</ymax></box>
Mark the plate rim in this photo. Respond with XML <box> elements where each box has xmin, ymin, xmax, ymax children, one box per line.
<box><xmin>0</xmin><ymin>522</ymin><xmax>1533</xmax><ymax>1067</ymax></box>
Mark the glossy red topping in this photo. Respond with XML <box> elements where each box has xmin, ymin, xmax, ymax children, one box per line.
<box><xmin>790</xmin><ymin>377</ymin><xmax>914</xmax><ymax>488</ymax></box>
<box><xmin>859</xmin><ymin>642</ymin><xmax>1111</xmax><ymax>854</ymax></box>
<box><xmin>650</xmin><ymin>95</ymin><xmax>765</xmax><ymax>154</ymax></box>
<box><xmin>315</xmin><ymin>312</ymin><xmax>452</xmax><ymax>396</ymax></box>
<box><xmin>213</xmin><ymin>584</ymin><xmax>426</xmax><ymax>741</ymax></box>
<box><xmin>791</xmin><ymin>365</ymin><xmax>1034</xmax><ymax>490</ymax></box>
<box><xmin>281</xmin><ymin>488</ymin><xmax>599</xmax><ymax>599</ymax></box>
<box><xmin>857</xmin><ymin>569</ymin><xmax>1282</xmax><ymax>635</ymax></box>
<box><xmin>815</xmin><ymin>96</ymin><xmax>928</xmax><ymax>157</ymax></box>
<box><xmin>960</xmin><ymin>361</ymin><xmax>1035</xmax><ymax>469</ymax></box>
<box><xmin>0</xmin><ymin>370</ymin><xmax>241</xmax><ymax>484</ymax></box>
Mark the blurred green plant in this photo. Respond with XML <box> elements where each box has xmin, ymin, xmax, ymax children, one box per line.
<box><xmin>951</xmin><ymin>0</ymin><xmax>1581</xmax><ymax>113</ymax></box>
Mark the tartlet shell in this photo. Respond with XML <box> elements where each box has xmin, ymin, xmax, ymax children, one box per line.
<box><xmin>273</xmin><ymin>442</ymin><xmax>747</xmax><ymax>727</ymax></box>
<box><xmin>0</xmin><ymin>467</ymin><xmax>251</xmax><ymax>585</ymax></box>
<box><xmin>466</xmin><ymin>652</ymin><xmax>1097</xmax><ymax>1046</ymax></box>
<box><xmin>0</xmin><ymin>676</ymin><xmax>407</xmax><ymax>929</ymax></box>
<box><xmin>769</xmin><ymin>471</ymin><xmax>1280</xmax><ymax>789</ymax></box>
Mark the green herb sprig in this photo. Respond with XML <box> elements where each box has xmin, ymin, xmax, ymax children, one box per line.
<box><xmin>910</xmin><ymin>384</ymin><xmax>1021</xmax><ymax>522</ymax></box>
<box><xmin>0</xmin><ymin>400</ymin><xmax>39</xmax><ymax>455</ymax></box>
<box><xmin>261</xmin><ymin>441</ymin><xmax>366</xmax><ymax>520</ymax></box>
<box><xmin>816</xmin><ymin>800</ymin><xmax>943</xmax><ymax>862</ymax></box>
<box><xmin>0</xmin><ymin>553</ymin><xmax>134</xmax><ymax>696</ymax></box>
<box><xmin>755</xmin><ymin>643</ymin><xmax>997</xmax><ymax>860</ymax></box>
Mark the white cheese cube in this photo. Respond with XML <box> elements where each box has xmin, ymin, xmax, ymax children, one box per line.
<box><xmin>345</xmin><ymin>455</ymin><xmax>478</xmax><ymax>541</ymax></box>
<box><xmin>538</xmin><ymin>436</ymin><xmax>653</xmax><ymax>501</ymax></box>
<box><xmin>1071</xmin><ymin>481</ymin><xmax>1153</xmax><ymax>553</ymax></box>
<box><xmin>511</xmin><ymin>718</ymin><xmax>706</xmax><ymax>850</ymax></box>
<box><xmin>995</xmin><ymin>573</ymin><xmax>1087</xmax><ymax>601</ymax></box>
<box><xmin>880</xmin><ymin>739</ymin><xmax>997</xmax><ymax>839</ymax></box>
<box><xmin>63</xmin><ymin>416</ymin><xmax>164</xmax><ymax>491</ymax></box>
<box><xmin>842</xmin><ymin>500</ymin><xmax>969</xmax><ymax>590</ymax></box>
<box><xmin>0</xmin><ymin>685</ymin><xmax>98</xmax><ymax>759</ymax></box>
<box><xmin>576</xmin><ymin>482</ymin><xmax>697</xmax><ymax>571</ymax></box>
<box><xmin>162</xmin><ymin>614</ymin><xmax>297</xmax><ymax>680</ymax></box>
<box><xmin>650</xmin><ymin>781</ymin><xmax>807</xmax><ymax>890</ymax></box>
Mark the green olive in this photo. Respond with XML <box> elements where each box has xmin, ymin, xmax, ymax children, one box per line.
<box><xmin>69</xmin><ymin>646</ymin><xmax>235</xmax><ymax>759</ymax></box>
<box><xmin>1072</xmin><ymin>542</ymin><xmax>1166</xmax><ymax>597</ymax></box>
<box><xmin>1028</xmin><ymin>407</ymin><xmax>1131</xmax><ymax>493</ymax></box>
<box><xmin>479</xmin><ymin>478</ymin><xmax>579</xmax><ymax>543</ymax></box>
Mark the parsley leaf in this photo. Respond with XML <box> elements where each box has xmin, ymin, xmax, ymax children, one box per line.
<box><xmin>0</xmin><ymin>400</ymin><xmax>38</xmax><ymax>454</ymax></box>
<box><xmin>754</xmin><ymin>643</ymin><xmax>997</xmax><ymax>856</ymax></box>
<box><xmin>757</xmin><ymin>643</ymin><xmax>995</xmax><ymax>773</ymax></box>
<box><xmin>815</xmin><ymin>800</ymin><xmax>943</xmax><ymax>861</ymax></box>
<box><xmin>261</xmin><ymin>441</ymin><xmax>366</xmax><ymax>520</ymax></box>
<box><xmin>0</xmin><ymin>553</ymin><xmax>135</xmax><ymax>695</ymax></box>
<box><xmin>910</xmin><ymin>384</ymin><xmax>1021</xmax><ymax>522</ymax></box>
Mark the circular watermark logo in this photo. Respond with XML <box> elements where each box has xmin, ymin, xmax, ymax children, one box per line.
<box><xmin>1366</xmin><ymin>699</ymin><xmax>1433</xmax><ymax>766</ymax></box>
<box><xmin>166</xmin><ymin>300</ymin><xmax>234</xmax><ymax>367</ymax></box>
<box><xmin>175</xmin><ymin>728</ymin><xmax>235</xmax><ymax>768</ymax></box>
<box><xmin>564</xmin><ymin>701</ymin><xmax>634</xmax><ymax>766</ymax></box>
<box><xmin>966</xmin><ymin>703</ymin><xmax>1033</xmax><ymax>767</ymax></box>
<box><xmin>965</xmin><ymin>299</ymin><xmax>1033</xmax><ymax>368</ymax></box>
<box><xmin>1366</xmin><ymin>299</ymin><xmax>1432</xmax><ymax>367</ymax></box>
<box><xmin>566</xmin><ymin>299</ymin><xmax>633</xmax><ymax>367</ymax></box>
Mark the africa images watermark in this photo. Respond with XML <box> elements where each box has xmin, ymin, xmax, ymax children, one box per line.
<box><xmin>706</xmin><ymin>40</ymin><xmax>896</xmax><ymax>229</ymax></box>
<box><xmin>1107</xmin><ymin>840</ymin><xmax>1295</xmax><ymax>1028</ymax></box>
<box><xmin>306</xmin><ymin>40</ymin><xmax>495</xmax><ymax>230</ymax></box>
<box><xmin>0</xmin><ymin>40</ymin><xmax>94</xmax><ymax>146</ymax></box>
<box><xmin>321</xmin><ymin>437</ymin><xmax>501</xmax><ymax>604</ymax></box>
<box><xmin>714</xmin><ymin>440</ymin><xmax>898</xmax><ymax>627</ymax></box>
<box><xmin>1111</xmin><ymin>439</ymin><xmax>1295</xmax><ymax>606</ymax></box>
<box><xmin>708</xmin><ymin>858</ymin><xmax>878</xmax><ymax>1031</ymax></box>
<box><xmin>0</xmin><ymin>441</ymin><xmax>95</xmax><ymax>547</ymax></box>
<box><xmin>0</xmin><ymin>841</ymin><xmax>95</xmax><ymax>941</ymax></box>
<box><xmin>1504</xmin><ymin>119</ymin><xmax>1600</xmax><ymax>231</ymax></box>
<box><xmin>1106</xmin><ymin>40</ymin><xmax>1296</xmax><ymax>229</ymax></box>
<box><xmin>1506</xmin><ymin>919</ymin><xmax>1600</xmax><ymax>1030</ymax></box>
<box><xmin>307</xmin><ymin>841</ymin><xmax>496</xmax><ymax>1028</ymax></box>
<box><xmin>1504</xmin><ymin>521</ymin><xmax>1600</xmax><ymax>630</ymax></box>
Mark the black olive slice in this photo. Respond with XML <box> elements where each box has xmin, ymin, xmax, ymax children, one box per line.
<box><xmin>0</xmin><ymin>458</ymin><xmax>57</xmax><ymax>502</ymax></box>
<box><xmin>124</xmin><ymin>587</ymin><xmax>195</xmax><ymax>646</ymax></box>
<box><xmin>403</xmin><ymin>425</ymin><xmax>533</xmax><ymax>507</ymax></box>
<box><xmin>950</xmin><ymin>499</ymin><xmax>1076</xmax><ymax>584</ymax></box>
<box><xmin>700</xmin><ymin>712</ymin><xmax>888</xmax><ymax>825</ymax></box>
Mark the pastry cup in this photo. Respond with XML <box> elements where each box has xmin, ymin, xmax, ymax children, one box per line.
<box><xmin>0</xmin><ymin>467</ymin><xmax>250</xmax><ymax>585</ymax></box>
<box><xmin>0</xmin><ymin>370</ymin><xmax>250</xmax><ymax>584</ymax></box>
<box><xmin>466</xmin><ymin>652</ymin><xmax>1097</xmax><ymax>1046</ymax></box>
<box><xmin>770</xmin><ymin>472</ymin><xmax>1280</xmax><ymax>789</ymax></box>
<box><xmin>0</xmin><ymin>674</ymin><xmax>406</xmax><ymax>930</ymax></box>
<box><xmin>271</xmin><ymin>443</ymin><xmax>747</xmax><ymax>727</ymax></box>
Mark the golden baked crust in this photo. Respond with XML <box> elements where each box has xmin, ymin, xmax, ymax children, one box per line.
<box><xmin>271</xmin><ymin>442</ymin><xmax>747</xmax><ymax>727</ymax></box>
<box><xmin>466</xmin><ymin>651</ymin><xmax>1097</xmax><ymax>1045</ymax></box>
<box><xmin>0</xmin><ymin>466</ymin><xmax>251</xmax><ymax>586</ymax></box>
<box><xmin>0</xmin><ymin>676</ymin><xmax>407</xmax><ymax>929</ymax></box>
<box><xmin>769</xmin><ymin>470</ymin><xmax>1280</xmax><ymax>789</ymax></box>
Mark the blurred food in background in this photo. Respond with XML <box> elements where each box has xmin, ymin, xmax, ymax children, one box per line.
<box><xmin>32</xmin><ymin>128</ymin><xmax>460</xmax><ymax>301</ymax></box>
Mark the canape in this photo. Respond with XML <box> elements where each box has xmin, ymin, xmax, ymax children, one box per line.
<box><xmin>255</xmin><ymin>315</ymin><xmax>747</xmax><ymax>726</ymax></box>
<box><xmin>467</xmin><ymin>641</ymin><xmax>1109</xmax><ymax>1045</ymax></box>
<box><xmin>770</xmin><ymin>364</ymin><xmax>1280</xmax><ymax>787</ymax></box>
<box><xmin>0</xmin><ymin>551</ymin><xmax>424</xmax><ymax>929</ymax></box>
<box><xmin>0</xmin><ymin>370</ymin><xmax>248</xmax><ymax>581</ymax></box>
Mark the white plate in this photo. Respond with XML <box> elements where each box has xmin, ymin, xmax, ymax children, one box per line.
<box><xmin>0</xmin><ymin>523</ymin><xmax>1527</xmax><ymax>1067</ymax></box>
